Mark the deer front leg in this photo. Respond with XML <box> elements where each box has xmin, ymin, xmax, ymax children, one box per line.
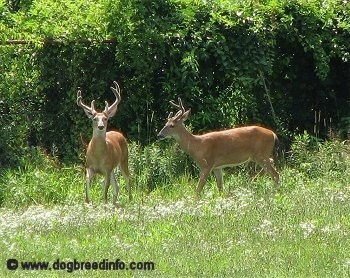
<box><xmin>85</xmin><ymin>168</ymin><xmax>93</xmax><ymax>204</ymax></box>
<box><xmin>196</xmin><ymin>168</ymin><xmax>211</xmax><ymax>198</ymax></box>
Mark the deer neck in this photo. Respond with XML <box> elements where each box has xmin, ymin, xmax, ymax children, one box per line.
<box><xmin>174</xmin><ymin>125</ymin><xmax>198</xmax><ymax>156</ymax></box>
<box><xmin>90</xmin><ymin>130</ymin><xmax>108</xmax><ymax>154</ymax></box>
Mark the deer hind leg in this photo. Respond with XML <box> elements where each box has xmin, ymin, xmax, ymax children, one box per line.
<box><xmin>103</xmin><ymin>172</ymin><xmax>112</xmax><ymax>204</ymax></box>
<box><xmin>251</xmin><ymin>169</ymin><xmax>264</xmax><ymax>183</ymax></box>
<box><xmin>110</xmin><ymin>171</ymin><xmax>120</xmax><ymax>206</ymax></box>
<box><xmin>120</xmin><ymin>161</ymin><xmax>132</xmax><ymax>201</ymax></box>
<box><xmin>257</xmin><ymin>157</ymin><xmax>279</xmax><ymax>184</ymax></box>
<box><xmin>213</xmin><ymin>169</ymin><xmax>224</xmax><ymax>194</ymax></box>
<box><xmin>85</xmin><ymin>168</ymin><xmax>93</xmax><ymax>204</ymax></box>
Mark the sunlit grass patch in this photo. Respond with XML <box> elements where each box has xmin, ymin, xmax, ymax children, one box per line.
<box><xmin>1</xmin><ymin>179</ymin><xmax>350</xmax><ymax>276</ymax></box>
<box><xmin>1</xmin><ymin>139</ymin><xmax>350</xmax><ymax>276</ymax></box>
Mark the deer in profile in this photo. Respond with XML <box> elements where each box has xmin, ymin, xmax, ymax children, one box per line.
<box><xmin>158</xmin><ymin>98</ymin><xmax>279</xmax><ymax>197</ymax></box>
<box><xmin>77</xmin><ymin>81</ymin><xmax>132</xmax><ymax>205</ymax></box>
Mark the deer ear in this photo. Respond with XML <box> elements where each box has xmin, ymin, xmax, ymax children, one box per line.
<box><xmin>84</xmin><ymin>109</ymin><xmax>95</xmax><ymax>119</ymax></box>
<box><xmin>181</xmin><ymin>109</ymin><xmax>191</xmax><ymax>122</ymax></box>
<box><xmin>106</xmin><ymin>105</ymin><xmax>118</xmax><ymax>118</ymax></box>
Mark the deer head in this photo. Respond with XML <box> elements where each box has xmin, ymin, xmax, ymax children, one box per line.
<box><xmin>77</xmin><ymin>81</ymin><xmax>121</xmax><ymax>133</ymax></box>
<box><xmin>158</xmin><ymin>97</ymin><xmax>191</xmax><ymax>138</ymax></box>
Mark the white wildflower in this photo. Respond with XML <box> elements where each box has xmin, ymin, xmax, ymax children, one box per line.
<box><xmin>300</xmin><ymin>221</ymin><xmax>316</xmax><ymax>239</ymax></box>
<box><xmin>253</xmin><ymin>219</ymin><xmax>277</xmax><ymax>239</ymax></box>
<box><xmin>344</xmin><ymin>259</ymin><xmax>350</xmax><ymax>268</ymax></box>
<box><xmin>331</xmin><ymin>191</ymin><xmax>347</xmax><ymax>202</ymax></box>
<box><xmin>321</xmin><ymin>224</ymin><xmax>341</xmax><ymax>234</ymax></box>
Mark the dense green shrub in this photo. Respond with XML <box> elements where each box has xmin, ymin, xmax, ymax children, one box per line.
<box><xmin>289</xmin><ymin>131</ymin><xmax>349</xmax><ymax>179</ymax></box>
<box><xmin>129</xmin><ymin>141</ymin><xmax>195</xmax><ymax>192</ymax></box>
<box><xmin>0</xmin><ymin>0</ymin><xmax>349</xmax><ymax>166</ymax></box>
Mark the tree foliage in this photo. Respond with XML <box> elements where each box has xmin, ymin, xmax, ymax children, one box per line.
<box><xmin>0</xmin><ymin>0</ymin><xmax>349</xmax><ymax>166</ymax></box>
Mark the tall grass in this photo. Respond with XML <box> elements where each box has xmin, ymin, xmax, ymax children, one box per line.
<box><xmin>0</xmin><ymin>135</ymin><xmax>350</xmax><ymax>276</ymax></box>
<box><xmin>0</xmin><ymin>141</ymin><xmax>196</xmax><ymax>207</ymax></box>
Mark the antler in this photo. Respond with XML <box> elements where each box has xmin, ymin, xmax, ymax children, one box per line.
<box><xmin>77</xmin><ymin>88</ymin><xmax>96</xmax><ymax>116</ymax></box>
<box><xmin>104</xmin><ymin>81</ymin><xmax>121</xmax><ymax>116</ymax></box>
<box><xmin>167</xmin><ymin>111</ymin><xmax>174</xmax><ymax>120</ymax></box>
<box><xmin>170</xmin><ymin>97</ymin><xmax>185</xmax><ymax>113</ymax></box>
<box><xmin>169</xmin><ymin>97</ymin><xmax>187</xmax><ymax>120</ymax></box>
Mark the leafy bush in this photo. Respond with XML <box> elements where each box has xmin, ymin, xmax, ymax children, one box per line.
<box><xmin>129</xmin><ymin>141</ymin><xmax>195</xmax><ymax>192</ymax></box>
<box><xmin>289</xmin><ymin>132</ymin><xmax>349</xmax><ymax>179</ymax></box>
<box><xmin>0</xmin><ymin>0</ymin><xmax>349</xmax><ymax>166</ymax></box>
<box><xmin>0</xmin><ymin>146</ymin><xmax>81</xmax><ymax>207</ymax></box>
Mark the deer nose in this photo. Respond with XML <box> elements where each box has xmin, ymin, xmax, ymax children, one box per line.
<box><xmin>98</xmin><ymin>125</ymin><xmax>104</xmax><ymax>130</ymax></box>
<box><xmin>157</xmin><ymin>130</ymin><xmax>165</xmax><ymax>138</ymax></box>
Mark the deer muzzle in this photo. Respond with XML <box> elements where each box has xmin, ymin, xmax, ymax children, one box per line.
<box><xmin>97</xmin><ymin>120</ymin><xmax>105</xmax><ymax>130</ymax></box>
<box><xmin>157</xmin><ymin>127</ymin><xmax>168</xmax><ymax>138</ymax></box>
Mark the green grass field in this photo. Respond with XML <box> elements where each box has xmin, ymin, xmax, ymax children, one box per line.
<box><xmin>1</xmin><ymin>137</ymin><xmax>350</xmax><ymax>277</ymax></box>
